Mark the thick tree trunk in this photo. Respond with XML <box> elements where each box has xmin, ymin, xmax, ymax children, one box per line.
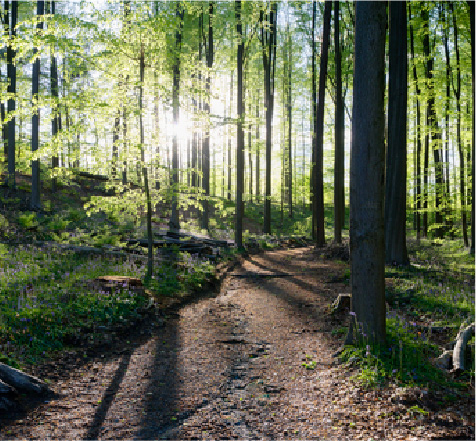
<box><xmin>349</xmin><ymin>1</ymin><xmax>387</xmax><ymax>344</ymax></box>
<box><xmin>31</xmin><ymin>1</ymin><xmax>44</xmax><ymax>212</ymax></box>
<box><xmin>385</xmin><ymin>1</ymin><xmax>408</xmax><ymax>265</ymax></box>
<box><xmin>235</xmin><ymin>0</ymin><xmax>244</xmax><ymax>248</ymax></box>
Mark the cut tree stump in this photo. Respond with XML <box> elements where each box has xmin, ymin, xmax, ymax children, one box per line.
<box><xmin>0</xmin><ymin>362</ymin><xmax>48</xmax><ymax>394</ymax></box>
<box><xmin>451</xmin><ymin>322</ymin><xmax>475</xmax><ymax>373</ymax></box>
<box><xmin>330</xmin><ymin>294</ymin><xmax>351</xmax><ymax>314</ymax></box>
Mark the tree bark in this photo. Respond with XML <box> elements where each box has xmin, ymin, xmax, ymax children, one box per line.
<box><xmin>349</xmin><ymin>1</ymin><xmax>387</xmax><ymax>344</ymax></box>
<box><xmin>235</xmin><ymin>0</ymin><xmax>244</xmax><ymax>248</ymax></box>
<box><xmin>385</xmin><ymin>1</ymin><xmax>408</xmax><ymax>265</ymax></box>
<box><xmin>468</xmin><ymin>0</ymin><xmax>475</xmax><ymax>254</ymax></box>
<box><xmin>31</xmin><ymin>0</ymin><xmax>44</xmax><ymax>212</ymax></box>
<box><xmin>261</xmin><ymin>2</ymin><xmax>277</xmax><ymax>235</ymax></box>
<box><xmin>50</xmin><ymin>1</ymin><xmax>59</xmax><ymax>194</ymax></box>
<box><xmin>6</xmin><ymin>0</ymin><xmax>17</xmax><ymax>189</ymax></box>
<box><xmin>170</xmin><ymin>2</ymin><xmax>183</xmax><ymax>232</ymax></box>
<box><xmin>409</xmin><ymin>5</ymin><xmax>421</xmax><ymax>241</ymax></box>
<box><xmin>201</xmin><ymin>2</ymin><xmax>213</xmax><ymax>231</ymax></box>
<box><xmin>334</xmin><ymin>0</ymin><xmax>344</xmax><ymax>243</ymax></box>
<box><xmin>312</xmin><ymin>0</ymin><xmax>331</xmax><ymax>246</ymax></box>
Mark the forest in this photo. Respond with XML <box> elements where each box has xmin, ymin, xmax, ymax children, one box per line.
<box><xmin>0</xmin><ymin>1</ymin><xmax>474</xmax><ymax>439</ymax></box>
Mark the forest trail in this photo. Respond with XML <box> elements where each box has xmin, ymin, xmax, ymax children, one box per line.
<box><xmin>0</xmin><ymin>248</ymin><xmax>472</xmax><ymax>440</ymax></box>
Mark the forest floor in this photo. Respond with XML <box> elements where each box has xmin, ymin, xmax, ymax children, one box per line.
<box><xmin>0</xmin><ymin>247</ymin><xmax>473</xmax><ymax>440</ymax></box>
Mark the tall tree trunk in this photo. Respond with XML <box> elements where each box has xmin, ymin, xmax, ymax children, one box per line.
<box><xmin>170</xmin><ymin>3</ymin><xmax>183</xmax><ymax>232</ymax></box>
<box><xmin>6</xmin><ymin>0</ymin><xmax>17</xmax><ymax>188</ymax></box>
<box><xmin>201</xmin><ymin>2</ymin><xmax>213</xmax><ymax>231</ymax></box>
<box><xmin>312</xmin><ymin>0</ymin><xmax>331</xmax><ymax>246</ymax></box>
<box><xmin>31</xmin><ymin>0</ymin><xmax>44</xmax><ymax>211</ymax></box>
<box><xmin>450</xmin><ymin>3</ymin><xmax>468</xmax><ymax>246</ymax></box>
<box><xmin>423</xmin><ymin>7</ymin><xmax>444</xmax><ymax>238</ymax></box>
<box><xmin>261</xmin><ymin>2</ymin><xmax>277</xmax><ymax>234</ymax></box>
<box><xmin>2</xmin><ymin>1</ymin><xmax>9</xmax><ymax>167</ymax></box>
<box><xmin>248</xmin><ymin>97</ymin><xmax>253</xmax><ymax>202</ymax></box>
<box><xmin>50</xmin><ymin>1</ymin><xmax>59</xmax><ymax>194</ymax></box>
<box><xmin>443</xmin><ymin>4</ymin><xmax>452</xmax><ymax>236</ymax></box>
<box><xmin>235</xmin><ymin>0</ymin><xmax>244</xmax><ymax>248</ymax></box>
<box><xmin>465</xmin><ymin>1</ymin><xmax>475</xmax><ymax>254</ymax></box>
<box><xmin>286</xmin><ymin>22</ymin><xmax>293</xmax><ymax>218</ymax></box>
<box><xmin>409</xmin><ymin>7</ymin><xmax>422</xmax><ymax>239</ymax></box>
<box><xmin>255</xmin><ymin>98</ymin><xmax>260</xmax><ymax>203</ymax></box>
<box><xmin>349</xmin><ymin>1</ymin><xmax>387</xmax><ymax>345</ymax></box>
<box><xmin>139</xmin><ymin>46</ymin><xmax>154</xmax><ymax>280</ymax></box>
<box><xmin>228</xmin><ymin>72</ymin><xmax>233</xmax><ymax>201</ymax></box>
<box><xmin>334</xmin><ymin>0</ymin><xmax>344</xmax><ymax>243</ymax></box>
<box><xmin>311</xmin><ymin>1</ymin><xmax>317</xmax><ymax>239</ymax></box>
<box><xmin>385</xmin><ymin>1</ymin><xmax>408</xmax><ymax>265</ymax></box>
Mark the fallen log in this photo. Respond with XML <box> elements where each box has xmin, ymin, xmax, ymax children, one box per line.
<box><xmin>0</xmin><ymin>362</ymin><xmax>48</xmax><ymax>394</ymax></box>
<box><xmin>451</xmin><ymin>322</ymin><xmax>475</xmax><ymax>373</ymax></box>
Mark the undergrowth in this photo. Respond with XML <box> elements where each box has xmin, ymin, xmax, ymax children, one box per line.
<box><xmin>338</xmin><ymin>238</ymin><xmax>475</xmax><ymax>391</ymax></box>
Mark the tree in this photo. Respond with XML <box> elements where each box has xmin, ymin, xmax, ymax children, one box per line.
<box><xmin>31</xmin><ymin>0</ymin><xmax>44</xmax><ymax>212</ymax></box>
<box><xmin>409</xmin><ymin>4</ymin><xmax>422</xmax><ymax>241</ymax></box>
<box><xmin>312</xmin><ymin>0</ymin><xmax>331</xmax><ymax>246</ymax></box>
<box><xmin>334</xmin><ymin>0</ymin><xmax>345</xmax><ymax>244</ymax></box>
<box><xmin>468</xmin><ymin>0</ymin><xmax>475</xmax><ymax>254</ymax></box>
<box><xmin>235</xmin><ymin>0</ymin><xmax>244</xmax><ymax>248</ymax></box>
<box><xmin>170</xmin><ymin>2</ymin><xmax>184</xmax><ymax>232</ymax></box>
<box><xmin>50</xmin><ymin>0</ymin><xmax>59</xmax><ymax>194</ymax></box>
<box><xmin>260</xmin><ymin>2</ymin><xmax>277</xmax><ymax>235</ymax></box>
<box><xmin>349</xmin><ymin>1</ymin><xmax>387</xmax><ymax>344</ymax></box>
<box><xmin>385</xmin><ymin>1</ymin><xmax>408</xmax><ymax>265</ymax></box>
<box><xmin>6</xmin><ymin>0</ymin><xmax>17</xmax><ymax>188</ymax></box>
<box><xmin>201</xmin><ymin>2</ymin><xmax>213</xmax><ymax>231</ymax></box>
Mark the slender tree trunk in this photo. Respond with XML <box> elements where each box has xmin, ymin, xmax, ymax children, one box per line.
<box><xmin>255</xmin><ymin>98</ymin><xmax>260</xmax><ymax>203</ymax></box>
<box><xmin>313</xmin><ymin>0</ymin><xmax>331</xmax><ymax>246</ymax></box>
<box><xmin>235</xmin><ymin>0</ymin><xmax>244</xmax><ymax>248</ymax></box>
<box><xmin>261</xmin><ymin>2</ymin><xmax>277</xmax><ymax>234</ymax></box>
<box><xmin>2</xmin><ymin>1</ymin><xmax>9</xmax><ymax>168</ymax></box>
<box><xmin>50</xmin><ymin>1</ymin><xmax>59</xmax><ymax>194</ymax></box>
<box><xmin>334</xmin><ymin>0</ymin><xmax>344</xmax><ymax>243</ymax></box>
<box><xmin>139</xmin><ymin>46</ymin><xmax>153</xmax><ymax>280</ymax></box>
<box><xmin>468</xmin><ymin>0</ymin><xmax>475</xmax><ymax>254</ymax></box>
<box><xmin>286</xmin><ymin>24</ymin><xmax>293</xmax><ymax>218</ymax></box>
<box><xmin>443</xmin><ymin>4</ymin><xmax>452</xmax><ymax>235</ymax></box>
<box><xmin>450</xmin><ymin>3</ymin><xmax>468</xmax><ymax>246</ymax></box>
<box><xmin>170</xmin><ymin>3</ymin><xmax>183</xmax><ymax>232</ymax></box>
<box><xmin>248</xmin><ymin>97</ymin><xmax>253</xmax><ymax>202</ymax></box>
<box><xmin>423</xmin><ymin>8</ymin><xmax>444</xmax><ymax>238</ymax></box>
<box><xmin>349</xmin><ymin>1</ymin><xmax>387</xmax><ymax>345</ymax></box>
<box><xmin>201</xmin><ymin>2</ymin><xmax>213</xmax><ymax>231</ymax></box>
<box><xmin>385</xmin><ymin>1</ymin><xmax>408</xmax><ymax>265</ymax></box>
<box><xmin>7</xmin><ymin>0</ymin><xmax>17</xmax><ymax>188</ymax></box>
<box><xmin>31</xmin><ymin>1</ymin><xmax>44</xmax><ymax>211</ymax></box>
<box><xmin>228</xmin><ymin>72</ymin><xmax>233</xmax><ymax>201</ymax></box>
<box><xmin>409</xmin><ymin>5</ymin><xmax>421</xmax><ymax>241</ymax></box>
<box><xmin>311</xmin><ymin>1</ymin><xmax>317</xmax><ymax>239</ymax></box>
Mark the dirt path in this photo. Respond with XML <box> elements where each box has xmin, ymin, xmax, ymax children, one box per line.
<box><xmin>0</xmin><ymin>248</ymin><xmax>473</xmax><ymax>440</ymax></box>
